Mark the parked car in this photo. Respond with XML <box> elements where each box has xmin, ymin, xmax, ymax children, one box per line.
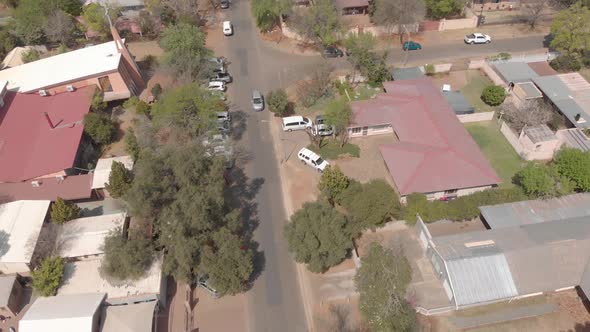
<box><xmin>217</xmin><ymin>121</ymin><xmax>231</xmax><ymax>134</ymax></box>
<box><xmin>464</xmin><ymin>33</ymin><xmax>491</xmax><ymax>44</ymax></box>
<box><xmin>216</xmin><ymin>111</ymin><xmax>231</xmax><ymax>123</ymax></box>
<box><xmin>282</xmin><ymin>115</ymin><xmax>312</xmax><ymax>132</ymax></box>
<box><xmin>315</xmin><ymin>115</ymin><xmax>325</xmax><ymax>125</ymax></box>
<box><xmin>323</xmin><ymin>46</ymin><xmax>344</xmax><ymax>58</ymax></box>
<box><xmin>223</xmin><ymin>21</ymin><xmax>233</xmax><ymax>36</ymax></box>
<box><xmin>209</xmin><ymin>56</ymin><xmax>226</xmax><ymax>67</ymax></box>
<box><xmin>203</xmin><ymin>134</ymin><xmax>234</xmax><ymax>168</ymax></box>
<box><xmin>196</xmin><ymin>274</ymin><xmax>220</xmax><ymax>299</ymax></box>
<box><xmin>210</xmin><ymin>72</ymin><xmax>233</xmax><ymax>83</ymax></box>
<box><xmin>213</xmin><ymin>67</ymin><xmax>227</xmax><ymax>74</ymax></box>
<box><xmin>402</xmin><ymin>41</ymin><xmax>422</xmax><ymax>51</ymax></box>
<box><xmin>298</xmin><ymin>147</ymin><xmax>329</xmax><ymax>172</ymax></box>
<box><xmin>220</xmin><ymin>0</ymin><xmax>230</xmax><ymax>8</ymax></box>
<box><xmin>312</xmin><ymin>123</ymin><xmax>334</xmax><ymax>137</ymax></box>
<box><xmin>208</xmin><ymin>81</ymin><xmax>226</xmax><ymax>91</ymax></box>
<box><xmin>252</xmin><ymin>90</ymin><xmax>264</xmax><ymax>111</ymax></box>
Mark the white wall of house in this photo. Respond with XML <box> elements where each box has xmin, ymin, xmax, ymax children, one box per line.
<box><xmin>400</xmin><ymin>185</ymin><xmax>493</xmax><ymax>204</ymax></box>
<box><xmin>348</xmin><ymin>124</ymin><xmax>393</xmax><ymax>138</ymax></box>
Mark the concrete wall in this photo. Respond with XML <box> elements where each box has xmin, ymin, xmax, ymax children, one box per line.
<box><xmin>39</xmin><ymin>71</ymin><xmax>132</xmax><ymax>101</ymax></box>
<box><xmin>500</xmin><ymin>121</ymin><xmax>525</xmax><ymax>156</ymax></box>
<box><xmin>469</xmin><ymin>60</ymin><xmax>508</xmax><ymax>87</ymax></box>
<box><xmin>433</xmin><ymin>63</ymin><xmax>452</xmax><ymax>73</ymax></box>
<box><xmin>520</xmin><ymin>131</ymin><xmax>560</xmax><ymax>161</ymax></box>
<box><xmin>472</xmin><ymin>1</ymin><xmax>520</xmax><ymax>11</ymax></box>
<box><xmin>457</xmin><ymin>111</ymin><xmax>495</xmax><ymax>123</ymax></box>
<box><xmin>439</xmin><ymin>16</ymin><xmax>478</xmax><ymax>31</ymax></box>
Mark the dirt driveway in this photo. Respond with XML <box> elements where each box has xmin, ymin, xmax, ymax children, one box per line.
<box><xmin>333</xmin><ymin>134</ymin><xmax>396</xmax><ymax>184</ymax></box>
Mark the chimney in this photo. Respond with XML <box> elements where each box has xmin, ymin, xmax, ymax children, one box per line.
<box><xmin>576</xmin><ymin>113</ymin><xmax>581</xmax><ymax>122</ymax></box>
<box><xmin>43</xmin><ymin>112</ymin><xmax>54</xmax><ymax>129</ymax></box>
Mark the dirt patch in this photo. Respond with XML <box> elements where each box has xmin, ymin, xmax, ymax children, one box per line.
<box><xmin>429</xmin><ymin>70</ymin><xmax>470</xmax><ymax>91</ymax></box>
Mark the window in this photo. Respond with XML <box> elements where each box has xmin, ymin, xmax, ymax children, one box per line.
<box><xmin>98</xmin><ymin>76</ymin><xmax>113</xmax><ymax>92</ymax></box>
<box><xmin>535</xmin><ymin>144</ymin><xmax>542</xmax><ymax>150</ymax></box>
<box><xmin>444</xmin><ymin>189</ymin><xmax>458</xmax><ymax>195</ymax></box>
<box><xmin>352</xmin><ymin>127</ymin><xmax>362</xmax><ymax>134</ymax></box>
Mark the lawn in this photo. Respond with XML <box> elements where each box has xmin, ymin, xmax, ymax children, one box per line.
<box><xmin>460</xmin><ymin>70</ymin><xmax>500</xmax><ymax>113</ymax></box>
<box><xmin>465</xmin><ymin>121</ymin><xmax>525</xmax><ymax>188</ymax></box>
<box><xmin>349</xmin><ymin>84</ymin><xmax>381</xmax><ymax>101</ymax></box>
<box><xmin>308</xmin><ymin>139</ymin><xmax>360</xmax><ymax>160</ymax></box>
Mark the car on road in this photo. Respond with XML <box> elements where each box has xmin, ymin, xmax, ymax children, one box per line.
<box><xmin>208</xmin><ymin>81</ymin><xmax>226</xmax><ymax>91</ymax></box>
<box><xmin>210</xmin><ymin>72</ymin><xmax>233</xmax><ymax>83</ymax></box>
<box><xmin>282</xmin><ymin>115</ymin><xmax>312</xmax><ymax>132</ymax></box>
<box><xmin>323</xmin><ymin>46</ymin><xmax>344</xmax><ymax>58</ymax></box>
<box><xmin>252</xmin><ymin>90</ymin><xmax>264</xmax><ymax>111</ymax></box>
<box><xmin>223</xmin><ymin>21</ymin><xmax>233</xmax><ymax>36</ymax></box>
<box><xmin>464</xmin><ymin>33</ymin><xmax>491</xmax><ymax>44</ymax></box>
<box><xmin>312</xmin><ymin>123</ymin><xmax>334</xmax><ymax>137</ymax></box>
<box><xmin>297</xmin><ymin>148</ymin><xmax>329</xmax><ymax>172</ymax></box>
<box><xmin>402</xmin><ymin>41</ymin><xmax>422</xmax><ymax>51</ymax></box>
<box><xmin>220</xmin><ymin>0</ymin><xmax>230</xmax><ymax>8</ymax></box>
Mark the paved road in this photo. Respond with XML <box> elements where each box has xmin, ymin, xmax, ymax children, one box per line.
<box><xmin>222</xmin><ymin>1</ymin><xmax>309</xmax><ymax>331</ymax></box>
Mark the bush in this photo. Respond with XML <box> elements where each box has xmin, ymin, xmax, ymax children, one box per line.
<box><xmin>151</xmin><ymin>83</ymin><xmax>162</xmax><ymax>99</ymax></box>
<box><xmin>319</xmin><ymin>166</ymin><xmax>349</xmax><ymax>205</ymax></box>
<box><xmin>50</xmin><ymin>197</ymin><xmax>81</xmax><ymax>224</ymax></box>
<box><xmin>334</xmin><ymin>80</ymin><xmax>353</xmax><ymax>96</ymax></box>
<box><xmin>32</xmin><ymin>256</ymin><xmax>65</xmax><ymax>296</ymax></box>
<box><xmin>83</xmin><ymin>113</ymin><xmax>116</xmax><ymax>146</ymax></box>
<box><xmin>424</xmin><ymin>64</ymin><xmax>435</xmax><ymax>75</ymax></box>
<box><xmin>125</xmin><ymin>128</ymin><xmax>141</xmax><ymax>162</ymax></box>
<box><xmin>550</xmin><ymin>55</ymin><xmax>582</xmax><ymax>72</ymax></box>
<box><xmin>267</xmin><ymin>89</ymin><xmax>290</xmax><ymax>116</ymax></box>
<box><xmin>91</xmin><ymin>89</ymin><xmax>107</xmax><ymax>113</ymax></box>
<box><xmin>106</xmin><ymin>161</ymin><xmax>133</xmax><ymax>198</ymax></box>
<box><xmin>135</xmin><ymin>101</ymin><xmax>150</xmax><ymax>115</ymax></box>
<box><xmin>21</xmin><ymin>49</ymin><xmax>40</xmax><ymax>63</ymax></box>
<box><xmin>123</xmin><ymin>96</ymin><xmax>140</xmax><ymax>109</ymax></box>
<box><xmin>513</xmin><ymin>163</ymin><xmax>556</xmax><ymax>197</ymax></box>
<box><xmin>481</xmin><ymin>85</ymin><xmax>506</xmax><ymax>106</ymax></box>
<box><xmin>553</xmin><ymin>148</ymin><xmax>590</xmax><ymax>191</ymax></box>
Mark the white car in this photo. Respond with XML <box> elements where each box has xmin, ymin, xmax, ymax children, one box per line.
<box><xmin>312</xmin><ymin>124</ymin><xmax>334</xmax><ymax>137</ymax></box>
<box><xmin>464</xmin><ymin>33</ymin><xmax>491</xmax><ymax>44</ymax></box>
<box><xmin>208</xmin><ymin>81</ymin><xmax>226</xmax><ymax>92</ymax></box>
<box><xmin>223</xmin><ymin>21</ymin><xmax>233</xmax><ymax>36</ymax></box>
<box><xmin>297</xmin><ymin>148</ymin><xmax>329</xmax><ymax>172</ymax></box>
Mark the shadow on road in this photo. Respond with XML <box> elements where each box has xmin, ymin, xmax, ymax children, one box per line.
<box><xmin>230</xmin><ymin>108</ymin><xmax>248</xmax><ymax>141</ymax></box>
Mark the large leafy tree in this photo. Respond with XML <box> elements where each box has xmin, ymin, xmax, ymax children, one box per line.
<box><xmin>342</xmin><ymin>32</ymin><xmax>389</xmax><ymax>85</ymax></box>
<box><xmin>159</xmin><ymin>23</ymin><xmax>213</xmax><ymax>82</ymax></box>
<box><xmin>319</xmin><ymin>166</ymin><xmax>350</xmax><ymax>206</ymax></box>
<box><xmin>355</xmin><ymin>244</ymin><xmax>415</xmax><ymax>332</ymax></box>
<box><xmin>11</xmin><ymin>0</ymin><xmax>82</xmax><ymax>44</ymax></box>
<box><xmin>553</xmin><ymin>148</ymin><xmax>590</xmax><ymax>191</ymax></box>
<box><xmin>83</xmin><ymin>113</ymin><xmax>116</xmax><ymax>146</ymax></box>
<box><xmin>82</xmin><ymin>3</ymin><xmax>120</xmax><ymax>37</ymax></box>
<box><xmin>50</xmin><ymin>198</ymin><xmax>81</xmax><ymax>224</ymax></box>
<box><xmin>43</xmin><ymin>10</ymin><xmax>77</xmax><ymax>46</ymax></box>
<box><xmin>106</xmin><ymin>161</ymin><xmax>133</xmax><ymax>198</ymax></box>
<box><xmin>284</xmin><ymin>202</ymin><xmax>352</xmax><ymax>273</ymax></box>
<box><xmin>252</xmin><ymin>0</ymin><xmax>292</xmax><ymax>32</ymax></box>
<box><xmin>371</xmin><ymin>0</ymin><xmax>425</xmax><ymax>41</ymax></box>
<box><xmin>513</xmin><ymin>163</ymin><xmax>557</xmax><ymax>197</ymax></box>
<box><xmin>101</xmin><ymin>229</ymin><xmax>154</xmax><ymax>280</ymax></box>
<box><xmin>550</xmin><ymin>2</ymin><xmax>590</xmax><ymax>56</ymax></box>
<box><xmin>267</xmin><ymin>89</ymin><xmax>290</xmax><ymax>116</ymax></box>
<box><xmin>323</xmin><ymin>99</ymin><xmax>352</xmax><ymax>147</ymax></box>
<box><xmin>290</xmin><ymin>0</ymin><xmax>342</xmax><ymax>47</ymax></box>
<box><xmin>32</xmin><ymin>256</ymin><xmax>65</xmax><ymax>296</ymax></box>
<box><xmin>425</xmin><ymin>0</ymin><xmax>464</xmax><ymax>19</ymax></box>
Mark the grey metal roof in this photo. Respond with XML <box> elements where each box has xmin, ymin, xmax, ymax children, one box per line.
<box><xmin>556</xmin><ymin>128</ymin><xmax>590</xmax><ymax>152</ymax></box>
<box><xmin>533</xmin><ymin>76</ymin><xmax>590</xmax><ymax>129</ymax></box>
<box><xmin>516</xmin><ymin>82</ymin><xmax>542</xmax><ymax>99</ymax></box>
<box><xmin>493</xmin><ymin>62</ymin><xmax>539</xmax><ymax>83</ymax></box>
<box><xmin>443</xmin><ymin>91</ymin><xmax>475</xmax><ymax>115</ymax></box>
<box><xmin>480</xmin><ymin>193</ymin><xmax>590</xmax><ymax>229</ymax></box>
<box><xmin>21</xmin><ymin>293</ymin><xmax>106</xmax><ymax>320</ymax></box>
<box><xmin>446</xmin><ymin>254</ymin><xmax>518</xmax><ymax>306</ymax></box>
<box><xmin>392</xmin><ymin>67</ymin><xmax>425</xmax><ymax>81</ymax></box>
<box><xmin>0</xmin><ymin>275</ymin><xmax>16</xmax><ymax>307</ymax></box>
<box><xmin>523</xmin><ymin>125</ymin><xmax>556</xmax><ymax>143</ymax></box>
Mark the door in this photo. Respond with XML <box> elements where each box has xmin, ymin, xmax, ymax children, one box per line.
<box><xmin>362</xmin><ymin>126</ymin><xmax>368</xmax><ymax>136</ymax></box>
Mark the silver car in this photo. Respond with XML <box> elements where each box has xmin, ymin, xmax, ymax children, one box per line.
<box><xmin>252</xmin><ymin>90</ymin><xmax>264</xmax><ymax>111</ymax></box>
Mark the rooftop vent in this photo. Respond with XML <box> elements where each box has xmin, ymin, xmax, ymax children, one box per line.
<box><xmin>31</xmin><ymin>181</ymin><xmax>41</xmax><ymax>188</ymax></box>
<box><xmin>66</xmin><ymin>85</ymin><xmax>75</xmax><ymax>92</ymax></box>
<box><xmin>464</xmin><ymin>240</ymin><xmax>495</xmax><ymax>248</ymax></box>
<box><xmin>38</xmin><ymin>90</ymin><xmax>48</xmax><ymax>97</ymax></box>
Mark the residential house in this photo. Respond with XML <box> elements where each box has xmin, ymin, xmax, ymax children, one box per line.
<box><xmin>348</xmin><ymin>78</ymin><xmax>500</xmax><ymax>202</ymax></box>
<box><xmin>1</xmin><ymin>46</ymin><xmax>48</xmax><ymax>69</ymax></box>
<box><xmin>0</xmin><ymin>83</ymin><xmax>92</xmax><ymax>183</ymax></box>
<box><xmin>57</xmin><ymin>213</ymin><xmax>126</xmax><ymax>259</ymax></box>
<box><xmin>416</xmin><ymin>193</ymin><xmax>590</xmax><ymax>310</ymax></box>
<box><xmin>92</xmin><ymin>156</ymin><xmax>134</xmax><ymax>197</ymax></box>
<box><xmin>0</xmin><ymin>275</ymin><xmax>23</xmax><ymax>317</ymax></box>
<box><xmin>0</xmin><ymin>200</ymin><xmax>51</xmax><ymax>274</ymax></box>
<box><xmin>19</xmin><ymin>293</ymin><xmax>106</xmax><ymax>332</ymax></box>
<box><xmin>334</xmin><ymin>0</ymin><xmax>369</xmax><ymax>15</ymax></box>
<box><xmin>0</xmin><ymin>28</ymin><xmax>144</xmax><ymax>101</ymax></box>
<box><xmin>0</xmin><ymin>174</ymin><xmax>94</xmax><ymax>203</ymax></box>
<box><xmin>515</xmin><ymin>125</ymin><xmax>561</xmax><ymax>161</ymax></box>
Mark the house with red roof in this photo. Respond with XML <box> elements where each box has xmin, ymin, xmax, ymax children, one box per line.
<box><xmin>0</xmin><ymin>84</ymin><xmax>93</xmax><ymax>183</ymax></box>
<box><xmin>348</xmin><ymin>78</ymin><xmax>501</xmax><ymax>202</ymax></box>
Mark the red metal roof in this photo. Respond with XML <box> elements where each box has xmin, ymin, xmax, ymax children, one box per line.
<box><xmin>351</xmin><ymin>78</ymin><xmax>501</xmax><ymax>195</ymax></box>
<box><xmin>0</xmin><ymin>174</ymin><xmax>93</xmax><ymax>203</ymax></box>
<box><xmin>527</xmin><ymin>61</ymin><xmax>557</xmax><ymax>77</ymax></box>
<box><xmin>0</xmin><ymin>87</ymin><xmax>93</xmax><ymax>182</ymax></box>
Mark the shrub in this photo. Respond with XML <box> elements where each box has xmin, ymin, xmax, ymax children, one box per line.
<box><xmin>91</xmin><ymin>89</ymin><xmax>107</xmax><ymax>113</ymax></box>
<box><xmin>553</xmin><ymin>148</ymin><xmax>590</xmax><ymax>191</ymax></box>
<box><xmin>101</xmin><ymin>229</ymin><xmax>154</xmax><ymax>280</ymax></box>
<box><xmin>106</xmin><ymin>161</ymin><xmax>133</xmax><ymax>198</ymax></box>
<box><xmin>32</xmin><ymin>256</ymin><xmax>65</xmax><ymax>296</ymax></box>
<box><xmin>125</xmin><ymin>128</ymin><xmax>141</xmax><ymax>162</ymax></box>
<box><xmin>50</xmin><ymin>198</ymin><xmax>81</xmax><ymax>224</ymax></box>
<box><xmin>424</xmin><ymin>64</ymin><xmax>435</xmax><ymax>75</ymax></box>
<box><xmin>123</xmin><ymin>96</ymin><xmax>140</xmax><ymax>109</ymax></box>
<box><xmin>319</xmin><ymin>166</ymin><xmax>349</xmax><ymax>205</ymax></box>
<box><xmin>21</xmin><ymin>49</ymin><xmax>40</xmax><ymax>63</ymax></box>
<box><xmin>481</xmin><ymin>85</ymin><xmax>506</xmax><ymax>106</ymax></box>
<box><xmin>267</xmin><ymin>89</ymin><xmax>290</xmax><ymax>116</ymax></box>
<box><xmin>550</xmin><ymin>55</ymin><xmax>582</xmax><ymax>72</ymax></box>
<box><xmin>513</xmin><ymin>163</ymin><xmax>556</xmax><ymax>197</ymax></box>
<box><xmin>83</xmin><ymin>113</ymin><xmax>116</xmax><ymax>146</ymax></box>
<box><xmin>135</xmin><ymin>100</ymin><xmax>150</xmax><ymax>115</ymax></box>
<box><xmin>151</xmin><ymin>83</ymin><xmax>162</xmax><ymax>99</ymax></box>
<box><xmin>334</xmin><ymin>80</ymin><xmax>353</xmax><ymax>96</ymax></box>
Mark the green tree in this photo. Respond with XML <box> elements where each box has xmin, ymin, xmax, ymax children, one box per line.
<box><xmin>252</xmin><ymin>0</ymin><xmax>292</xmax><ymax>32</ymax></box>
<box><xmin>481</xmin><ymin>85</ymin><xmax>506</xmax><ymax>106</ymax></box>
<box><xmin>284</xmin><ymin>202</ymin><xmax>352</xmax><ymax>273</ymax></box>
<box><xmin>50</xmin><ymin>197</ymin><xmax>81</xmax><ymax>224</ymax></box>
<box><xmin>553</xmin><ymin>148</ymin><xmax>590</xmax><ymax>191</ymax></box>
<box><xmin>151</xmin><ymin>83</ymin><xmax>163</xmax><ymax>99</ymax></box>
<box><xmin>341</xmin><ymin>179</ymin><xmax>400</xmax><ymax>234</ymax></box>
<box><xmin>125</xmin><ymin>128</ymin><xmax>141</xmax><ymax>162</ymax></box>
<box><xmin>319</xmin><ymin>165</ymin><xmax>350</xmax><ymax>205</ymax></box>
<box><xmin>106</xmin><ymin>161</ymin><xmax>133</xmax><ymax>198</ymax></box>
<box><xmin>83</xmin><ymin>113</ymin><xmax>116</xmax><ymax>146</ymax></box>
<box><xmin>200</xmin><ymin>227</ymin><xmax>254</xmax><ymax>295</ymax></box>
<box><xmin>32</xmin><ymin>256</ymin><xmax>65</xmax><ymax>296</ymax></box>
<box><xmin>291</xmin><ymin>0</ymin><xmax>342</xmax><ymax>47</ymax></box>
<box><xmin>159</xmin><ymin>23</ymin><xmax>213</xmax><ymax>82</ymax></box>
<box><xmin>82</xmin><ymin>3</ymin><xmax>120</xmax><ymax>37</ymax></box>
<box><xmin>267</xmin><ymin>89</ymin><xmax>290</xmax><ymax>116</ymax></box>
<box><xmin>513</xmin><ymin>163</ymin><xmax>556</xmax><ymax>197</ymax></box>
<box><xmin>43</xmin><ymin>9</ymin><xmax>77</xmax><ymax>46</ymax></box>
<box><xmin>91</xmin><ymin>89</ymin><xmax>107</xmax><ymax>113</ymax></box>
<box><xmin>550</xmin><ymin>2</ymin><xmax>590</xmax><ymax>56</ymax></box>
<box><xmin>425</xmin><ymin>0</ymin><xmax>464</xmax><ymax>19</ymax></box>
<box><xmin>21</xmin><ymin>48</ymin><xmax>40</xmax><ymax>63</ymax></box>
<box><xmin>343</xmin><ymin>32</ymin><xmax>390</xmax><ymax>85</ymax></box>
<box><xmin>355</xmin><ymin>244</ymin><xmax>415</xmax><ymax>332</ymax></box>
<box><xmin>323</xmin><ymin>99</ymin><xmax>352</xmax><ymax>147</ymax></box>
<box><xmin>150</xmin><ymin>83</ymin><xmax>224</xmax><ymax>137</ymax></box>
<box><xmin>0</xmin><ymin>29</ymin><xmax>17</xmax><ymax>60</ymax></box>
<box><xmin>371</xmin><ymin>0</ymin><xmax>425</xmax><ymax>42</ymax></box>
<box><xmin>101</xmin><ymin>229</ymin><xmax>154</xmax><ymax>280</ymax></box>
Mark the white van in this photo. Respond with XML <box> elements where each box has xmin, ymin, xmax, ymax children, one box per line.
<box><xmin>223</xmin><ymin>21</ymin><xmax>233</xmax><ymax>36</ymax></box>
<box><xmin>282</xmin><ymin>116</ymin><xmax>312</xmax><ymax>132</ymax></box>
<box><xmin>297</xmin><ymin>148</ymin><xmax>329</xmax><ymax>172</ymax></box>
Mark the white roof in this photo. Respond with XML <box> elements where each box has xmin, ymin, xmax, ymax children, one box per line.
<box><xmin>101</xmin><ymin>301</ymin><xmax>157</xmax><ymax>332</ymax></box>
<box><xmin>0</xmin><ymin>41</ymin><xmax>122</xmax><ymax>92</ymax></box>
<box><xmin>0</xmin><ymin>200</ymin><xmax>50</xmax><ymax>265</ymax></box>
<box><xmin>58</xmin><ymin>257</ymin><xmax>163</xmax><ymax>299</ymax></box>
<box><xmin>1</xmin><ymin>46</ymin><xmax>47</xmax><ymax>69</ymax></box>
<box><xmin>84</xmin><ymin>0</ymin><xmax>145</xmax><ymax>7</ymax></box>
<box><xmin>92</xmin><ymin>156</ymin><xmax>134</xmax><ymax>189</ymax></box>
<box><xmin>19</xmin><ymin>293</ymin><xmax>105</xmax><ymax>332</ymax></box>
<box><xmin>57</xmin><ymin>212</ymin><xmax>126</xmax><ymax>258</ymax></box>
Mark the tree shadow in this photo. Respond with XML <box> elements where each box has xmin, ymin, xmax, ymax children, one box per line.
<box><xmin>229</xmin><ymin>108</ymin><xmax>248</xmax><ymax>141</ymax></box>
<box><xmin>562</xmin><ymin>321</ymin><xmax>590</xmax><ymax>332</ymax></box>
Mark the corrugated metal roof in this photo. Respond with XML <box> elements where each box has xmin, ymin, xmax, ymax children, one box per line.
<box><xmin>479</xmin><ymin>193</ymin><xmax>590</xmax><ymax>229</ymax></box>
<box><xmin>392</xmin><ymin>67</ymin><xmax>425</xmax><ymax>81</ymax></box>
<box><xmin>533</xmin><ymin>76</ymin><xmax>590</xmax><ymax>129</ymax></box>
<box><xmin>523</xmin><ymin>125</ymin><xmax>556</xmax><ymax>143</ymax></box>
<box><xmin>447</xmin><ymin>254</ymin><xmax>518</xmax><ymax>306</ymax></box>
<box><xmin>443</xmin><ymin>91</ymin><xmax>475</xmax><ymax>115</ymax></box>
<box><xmin>516</xmin><ymin>82</ymin><xmax>542</xmax><ymax>99</ymax></box>
<box><xmin>493</xmin><ymin>62</ymin><xmax>539</xmax><ymax>83</ymax></box>
<box><xmin>556</xmin><ymin>128</ymin><xmax>590</xmax><ymax>152</ymax></box>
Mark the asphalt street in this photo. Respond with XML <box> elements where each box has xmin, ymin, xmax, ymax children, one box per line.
<box><xmin>219</xmin><ymin>3</ymin><xmax>548</xmax><ymax>331</ymax></box>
